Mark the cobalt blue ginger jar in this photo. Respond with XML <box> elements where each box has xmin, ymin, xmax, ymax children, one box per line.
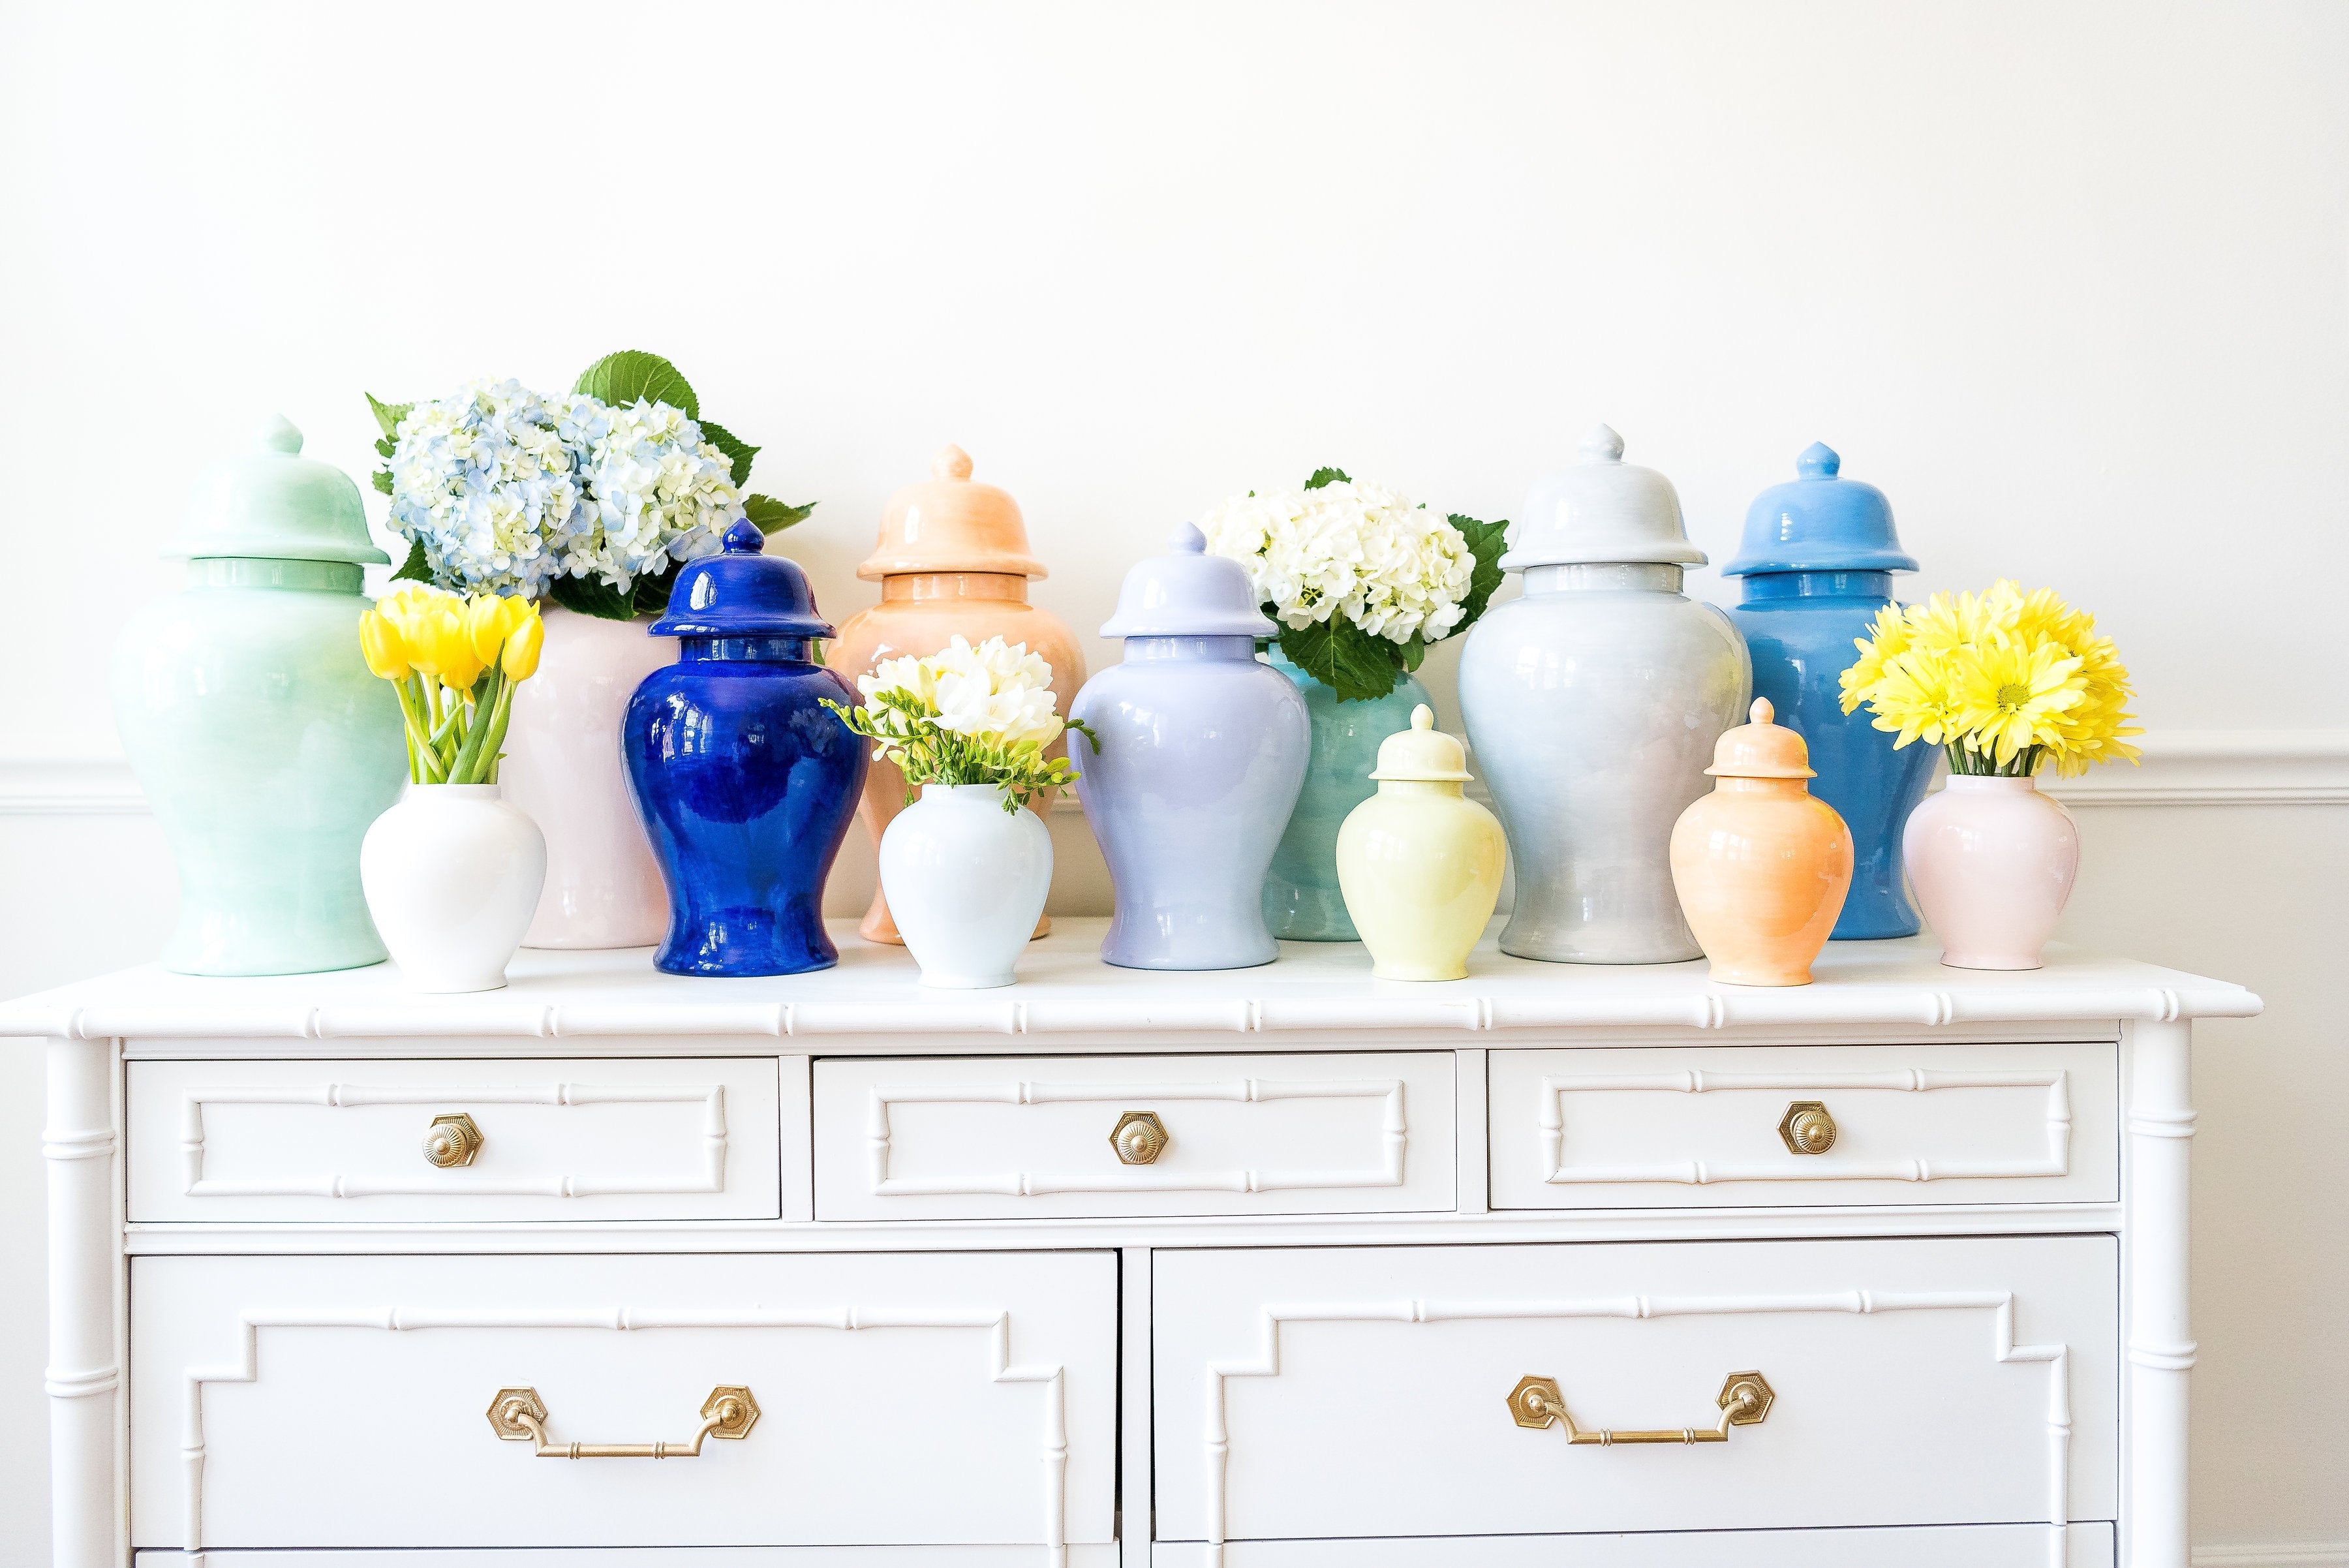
<box><xmin>1723</xmin><ymin>442</ymin><xmax>1931</xmax><ymax>940</ymax></box>
<box><xmin>1069</xmin><ymin>524</ymin><xmax>1310</xmax><ymax>970</ymax></box>
<box><xmin>623</xmin><ymin>520</ymin><xmax>868</xmax><ymax>976</ymax></box>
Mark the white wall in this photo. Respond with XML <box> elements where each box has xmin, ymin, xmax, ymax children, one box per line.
<box><xmin>1</xmin><ymin>1</ymin><xmax>2343</xmax><ymax>1561</ymax></box>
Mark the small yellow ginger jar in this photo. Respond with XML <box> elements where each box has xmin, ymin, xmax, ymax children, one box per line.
<box><xmin>1335</xmin><ymin>705</ymin><xmax>1508</xmax><ymax>981</ymax></box>
<box><xmin>1668</xmin><ymin>697</ymin><xmax>1854</xmax><ymax>987</ymax></box>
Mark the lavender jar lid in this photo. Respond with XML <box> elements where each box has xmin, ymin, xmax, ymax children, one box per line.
<box><xmin>1099</xmin><ymin>523</ymin><xmax>1276</xmax><ymax>639</ymax></box>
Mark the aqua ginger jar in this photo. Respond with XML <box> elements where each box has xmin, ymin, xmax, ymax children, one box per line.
<box><xmin>1723</xmin><ymin>442</ymin><xmax>1933</xmax><ymax>939</ymax></box>
<box><xmin>624</xmin><ymin>520</ymin><xmax>868</xmax><ymax>977</ymax></box>
<box><xmin>1261</xmin><ymin>650</ymin><xmax>1433</xmax><ymax>941</ymax></box>
<box><xmin>1456</xmin><ymin>425</ymin><xmax>1751</xmax><ymax>964</ymax></box>
<box><xmin>1335</xmin><ymin>705</ymin><xmax>1507</xmax><ymax>981</ymax></box>
<box><xmin>1070</xmin><ymin>525</ymin><xmax>1310</xmax><ymax>970</ymax></box>
<box><xmin>110</xmin><ymin>416</ymin><xmax>407</xmax><ymax>975</ymax></box>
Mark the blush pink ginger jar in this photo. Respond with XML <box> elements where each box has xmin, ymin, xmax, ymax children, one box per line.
<box><xmin>500</xmin><ymin>605</ymin><xmax>678</xmax><ymax>948</ymax></box>
<box><xmin>1902</xmin><ymin>775</ymin><xmax>2081</xmax><ymax>970</ymax></box>
<box><xmin>829</xmin><ymin>446</ymin><xmax>1084</xmax><ymax>945</ymax></box>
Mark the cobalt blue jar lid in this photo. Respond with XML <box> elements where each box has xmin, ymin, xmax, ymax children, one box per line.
<box><xmin>1721</xmin><ymin>442</ymin><xmax>1919</xmax><ymax>577</ymax></box>
<box><xmin>1099</xmin><ymin>523</ymin><xmax>1276</xmax><ymax>639</ymax></box>
<box><xmin>648</xmin><ymin>519</ymin><xmax>837</xmax><ymax>639</ymax></box>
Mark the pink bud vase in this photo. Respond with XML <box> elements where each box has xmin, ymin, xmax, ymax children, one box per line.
<box><xmin>1901</xmin><ymin>775</ymin><xmax>2080</xmax><ymax>970</ymax></box>
<box><xmin>500</xmin><ymin>605</ymin><xmax>678</xmax><ymax>949</ymax></box>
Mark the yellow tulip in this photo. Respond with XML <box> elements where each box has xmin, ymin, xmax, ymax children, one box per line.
<box><xmin>358</xmin><ymin>609</ymin><xmax>410</xmax><ymax>681</ymax></box>
<box><xmin>465</xmin><ymin>592</ymin><xmax>531</xmax><ymax>666</ymax></box>
<box><xmin>412</xmin><ymin>602</ymin><xmax>487</xmax><ymax>693</ymax></box>
<box><xmin>501</xmin><ymin>612</ymin><xmax>544</xmax><ymax>681</ymax></box>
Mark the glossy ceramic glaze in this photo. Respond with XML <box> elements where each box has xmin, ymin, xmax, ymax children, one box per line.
<box><xmin>358</xmin><ymin>784</ymin><xmax>547</xmax><ymax>993</ymax></box>
<box><xmin>110</xmin><ymin>418</ymin><xmax>404</xmax><ymax>976</ymax></box>
<box><xmin>1669</xmin><ymin>698</ymin><xmax>1854</xmax><ymax>987</ymax></box>
<box><xmin>1460</xmin><ymin>427</ymin><xmax>1750</xmax><ymax>965</ymax></box>
<box><xmin>1071</xmin><ymin>526</ymin><xmax>1307</xmax><ymax>970</ymax></box>
<box><xmin>623</xmin><ymin>524</ymin><xmax>867</xmax><ymax>977</ymax></box>
<box><xmin>1904</xmin><ymin>776</ymin><xmax>2081</xmax><ymax>971</ymax></box>
<box><xmin>502</xmin><ymin>606</ymin><xmax>678</xmax><ymax>949</ymax></box>
<box><xmin>1335</xmin><ymin>706</ymin><xmax>1507</xmax><ymax>981</ymax></box>
<box><xmin>1261</xmin><ymin>649</ymin><xmax>1432</xmax><ymax>942</ymax></box>
<box><xmin>1724</xmin><ymin>443</ymin><xmax>1929</xmax><ymax>940</ymax></box>
<box><xmin>829</xmin><ymin>446</ymin><xmax>1082</xmax><ymax>944</ymax></box>
<box><xmin>880</xmin><ymin>783</ymin><xmax>1054</xmax><ymax>989</ymax></box>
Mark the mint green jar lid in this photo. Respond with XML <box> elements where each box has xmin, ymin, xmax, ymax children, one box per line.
<box><xmin>167</xmin><ymin>415</ymin><xmax>391</xmax><ymax>566</ymax></box>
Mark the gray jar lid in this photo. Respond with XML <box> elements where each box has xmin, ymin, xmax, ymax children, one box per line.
<box><xmin>1099</xmin><ymin>523</ymin><xmax>1276</xmax><ymax>639</ymax></box>
<box><xmin>1503</xmin><ymin>423</ymin><xmax>1708</xmax><ymax>572</ymax></box>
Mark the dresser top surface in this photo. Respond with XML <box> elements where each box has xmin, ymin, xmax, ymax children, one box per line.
<box><xmin>0</xmin><ymin>918</ymin><xmax>2258</xmax><ymax>1043</ymax></box>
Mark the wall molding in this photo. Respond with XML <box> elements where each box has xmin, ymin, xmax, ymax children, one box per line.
<box><xmin>2192</xmin><ymin>1546</ymin><xmax>2349</xmax><ymax>1567</ymax></box>
<box><xmin>7</xmin><ymin>730</ymin><xmax>2341</xmax><ymax>816</ymax></box>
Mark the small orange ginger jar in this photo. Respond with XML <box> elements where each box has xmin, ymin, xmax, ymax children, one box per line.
<box><xmin>829</xmin><ymin>445</ymin><xmax>1085</xmax><ymax>943</ymax></box>
<box><xmin>1668</xmin><ymin>697</ymin><xmax>1854</xmax><ymax>987</ymax></box>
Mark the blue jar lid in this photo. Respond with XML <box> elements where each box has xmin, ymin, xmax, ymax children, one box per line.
<box><xmin>1721</xmin><ymin>442</ymin><xmax>1919</xmax><ymax>577</ymax></box>
<box><xmin>647</xmin><ymin>519</ymin><xmax>836</xmax><ymax>639</ymax></box>
<box><xmin>1099</xmin><ymin>523</ymin><xmax>1276</xmax><ymax>639</ymax></box>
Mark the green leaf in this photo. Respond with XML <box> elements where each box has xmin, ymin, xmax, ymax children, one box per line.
<box><xmin>573</xmin><ymin>350</ymin><xmax>698</xmax><ymax>418</ymax></box>
<box><xmin>365</xmin><ymin>393</ymin><xmax>412</xmax><ymax>440</ymax></box>
<box><xmin>699</xmin><ymin>420</ymin><xmax>760</xmax><ymax>487</ymax></box>
<box><xmin>743</xmin><ymin>494</ymin><xmax>816</xmax><ymax>532</ymax></box>
<box><xmin>548</xmin><ymin>573</ymin><xmax>637</xmax><ymax>622</ymax></box>
<box><xmin>372</xmin><ymin>470</ymin><xmax>394</xmax><ymax>497</ymax></box>
<box><xmin>1276</xmin><ymin>617</ymin><xmax>1404</xmax><ymax>703</ymax></box>
<box><xmin>1446</xmin><ymin>512</ymin><xmax>1511</xmax><ymax>636</ymax></box>
<box><xmin>632</xmin><ymin>563</ymin><xmax>677</xmax><ymax>618</ymax></box>
<box><xmin>390</xmin><ymin>538</ymin><xmax>434</xmax><ymax>583</ymax></box>
<box><xmin>1304</xmin><ymin>467</ymin><xmax>1351</xmax><ymax>490</ymax></box>
<box><xmin>1400</xmin><ymin>632</ymin><xmax>1428</xmax><ymax>673</ymax></box>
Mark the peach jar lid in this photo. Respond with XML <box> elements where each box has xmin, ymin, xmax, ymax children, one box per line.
<box><xmin>857</xmin><ymin>444</ymin><xmax>1049</xmax><ymax>582</ymax></box>
<box><xmin>1704</xmin><ymin>697</ymin><xmax>1818</xmax><ymax>779</ymax></box>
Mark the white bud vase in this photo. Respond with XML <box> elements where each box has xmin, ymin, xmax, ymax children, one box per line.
<box><xmin>878</xmin><ymin>783</ymin><xmax>1052</xmax><ymax>989</ymax></box>
<box><xmin>360</xmin><ymin>784</ymin><xmax>549</xmax><ymax>993</ymax></box>
<box><xmin>1901</xmin><ymin>775</ymin><xmax>2080</xmax><ymax>970</ymax></box>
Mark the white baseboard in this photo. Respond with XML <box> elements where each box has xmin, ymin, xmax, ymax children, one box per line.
<box><xmin>5</xmin><ymin>729</ymin><xmax>2344</xmax><ymax>815</ymax></box>
<box><xmin>2194</xmin><ymin>1545</ymin><xmax>2349</xmax><ymax>1567</ymax></box>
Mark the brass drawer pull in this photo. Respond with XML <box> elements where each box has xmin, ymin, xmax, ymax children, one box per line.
<box><xmin>1508</xmin><ymin>1372</ymin><xmax>1773</xmax><ymax>1445</ymax></box>
<box><xmin>1110</xmin><ymin>1110</ymin><xmax>1169</xmax><ymax>1165</ymax></box>
<box><xmin>487</xmin><ymin>1385</ymin><xmax>759</xmax><ymax>1458</ymax></box>
<box><xmin>422</xmin><ymin>1113</ymin><xmax>483</xmax><ymax>1169</ymax></box>
<box><xmin>1779</xmin><ymin>1100</ymin><xmax>1837</xmax><ymax>1155</ymax></box>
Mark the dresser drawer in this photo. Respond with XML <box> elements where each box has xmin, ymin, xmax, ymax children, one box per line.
<box><xmin>1154</xmin><ymin>1235</ymin><xmax>2116</xmax><ymax>1546</ymax></box>
<box><xmin>129</xmin><ymin>1252</ymin><xmax>1116</xmax><ymax>1552</ymax></box>
<box><xmin>1151</xmin><ymin>1522</ymin><xmax>2114</xmax><ymax>1567</ymax></box>
<box><xmin>1487</xmin><ymin>1041</ymin><xmax>2117</xmax><ymax>1208</ymax></box>
<box><xmin>813</xmin><ymin>1052</ymin><xmax>1454</xmax><ymax>1220</ymax></box>
<box><xmin>127</xmin><ymin>1058</ymin><xmax>789</xmax><ymax>1222</ymax></box>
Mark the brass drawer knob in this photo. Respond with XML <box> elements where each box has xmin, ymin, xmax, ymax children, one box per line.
<box><xmin>1779</xmin><ymin>1101</ymin><xmax>1837</xmax><ymax>1155</ymax></box>
<box><xmin>488</xmin><ymin>1385</ymin><xmax>758</xmax><ymax>1458</ymax></box>
<box><xmin>423</xmin><ymin>1113</ymin><xmax>484</xmax><ymax>1169</ymax></box>
<box><xmin>1110</xmin><ymin>1111</ymin><xmax>1169</xmax><ymax>1165</ymax></box>
<box><xmin>1508</xmin><ymin>1371</ymin><xmax>1773</xmax><ymax>1445</ymax></box>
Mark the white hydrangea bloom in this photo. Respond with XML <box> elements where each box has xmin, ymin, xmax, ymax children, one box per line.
<box><xmin>1199</xmin><ymin>478</ymin><xmax>1474</xmax><ymax>645</ymax></box>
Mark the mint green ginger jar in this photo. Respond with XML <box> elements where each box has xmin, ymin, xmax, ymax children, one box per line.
<box><xmin>111</xmin><ymin>416</ymin><xmax>406</xmax><ymax>974</ymax></box>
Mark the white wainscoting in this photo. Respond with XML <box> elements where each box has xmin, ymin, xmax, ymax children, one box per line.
<box><xmin>1</xmin><ymin>736</ymin><xmax>2342</xmax><ymax>1565</ymax></box>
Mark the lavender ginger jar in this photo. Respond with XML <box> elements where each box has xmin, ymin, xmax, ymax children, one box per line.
<box><xmin>1069</xmin><ymin>525</ymin><xmax>1310</xmax><ymax>970</ymax></box>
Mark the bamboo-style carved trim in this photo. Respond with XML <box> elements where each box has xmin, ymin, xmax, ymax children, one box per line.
<box><xmin>1538</xmin><ymin>1069</ymin><xmax>2072</xmax><ymax>1186</ymax></box>
<box><xmin>865</xmin><ymin>1078</ymin><xmax>1406</xmax><ymax>1197</ymax></box>
<box><xmin>177</xmin><ymin>1082</ymin><xmax>726</xmax><ymax>1199</ymax></box>
<box><xmin>1200</xmin><ymin>1291</ymin><xmax>2074</xmax><ymax>1568</ymax></box>
<box><xmin>179</xmin><ymin>1304</ymin><xmax>1069</xmax><ymax>1567</ymax></box>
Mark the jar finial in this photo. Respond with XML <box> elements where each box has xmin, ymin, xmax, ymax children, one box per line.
<box><xmin>1796</xmin><ymin>441</ymin><xmax>1840</xmax><ymax>479</ymax></box>
<box><xmin>1751</xmin><ymin>696</ymin><xmax>1773</xmax><ymax>724</ymax></box>
<box><xmin>722</xmin><ymin>518</ymin><xmax>766</xmax><ymax>554</ymax></box>
<box><xmin>1169</xmin><ymin>521</ymin><xmax>1207</xmax><ymax>555</ymax></box>
<box><xmin>259</xmin><ymin>414</ymin><xmax>303</xmax><ymax>454</ymax></box>
<box><xmin>1579</xmin><ymin>423</ymin><xmax>1626</xmax><ymax>463</ymax></box>
<box><xmin>932</xmin><ymin>444</ymin><xmax>975</xmax><ymax>481</ymax></box>
<box><xmin>1411</xmin><ymin>704</ymin><xmax>1434</xmax><ymax>730</ymax></box>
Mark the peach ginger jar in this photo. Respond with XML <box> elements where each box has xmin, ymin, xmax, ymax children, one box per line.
<box><xmin>1334</xmin><ymin>705</ymin><xmax>1507</xmax><ymax>982</ymax></box>
<box><xmin>828</xmin><ymin>445</ymin><xmax>1084</xmax><ymax>943</ymax></box>
<box><xmin>1668</xmin><ymin>697</ymin><xmax>1854</xmax><ymax>987</ymax></box>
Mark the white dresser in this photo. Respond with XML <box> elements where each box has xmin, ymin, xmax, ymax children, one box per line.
<box><xmin>5</xmin><ymin>921</ymin><xmax>2258</xmax><ymax>1568</ymax></box>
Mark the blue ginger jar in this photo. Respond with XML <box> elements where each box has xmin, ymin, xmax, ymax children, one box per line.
<box><xmin>1069</xmin><ymin>524</ymin><xmax>1310</xmax><ymax>970</ymax></box>
<box><xmin>624</xmin><ymin>520</ymin><xmax>868</xmax><ymax>976</ymax></box>
<box><xmin>1723</xmin><ymin>442</ymin><xmax>1931</xmax><ymax>939</ymax></box>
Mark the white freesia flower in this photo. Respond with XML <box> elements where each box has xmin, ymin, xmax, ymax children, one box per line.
<box><xmin>1199</xmin><ymin>478</ymin><xmax>1474</xmax><ymax>646</ymax></box>
<box><xmin>823</xmin><ymin>634</ymin><xmax>1090</xmax><ymax>810</ymax></box>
